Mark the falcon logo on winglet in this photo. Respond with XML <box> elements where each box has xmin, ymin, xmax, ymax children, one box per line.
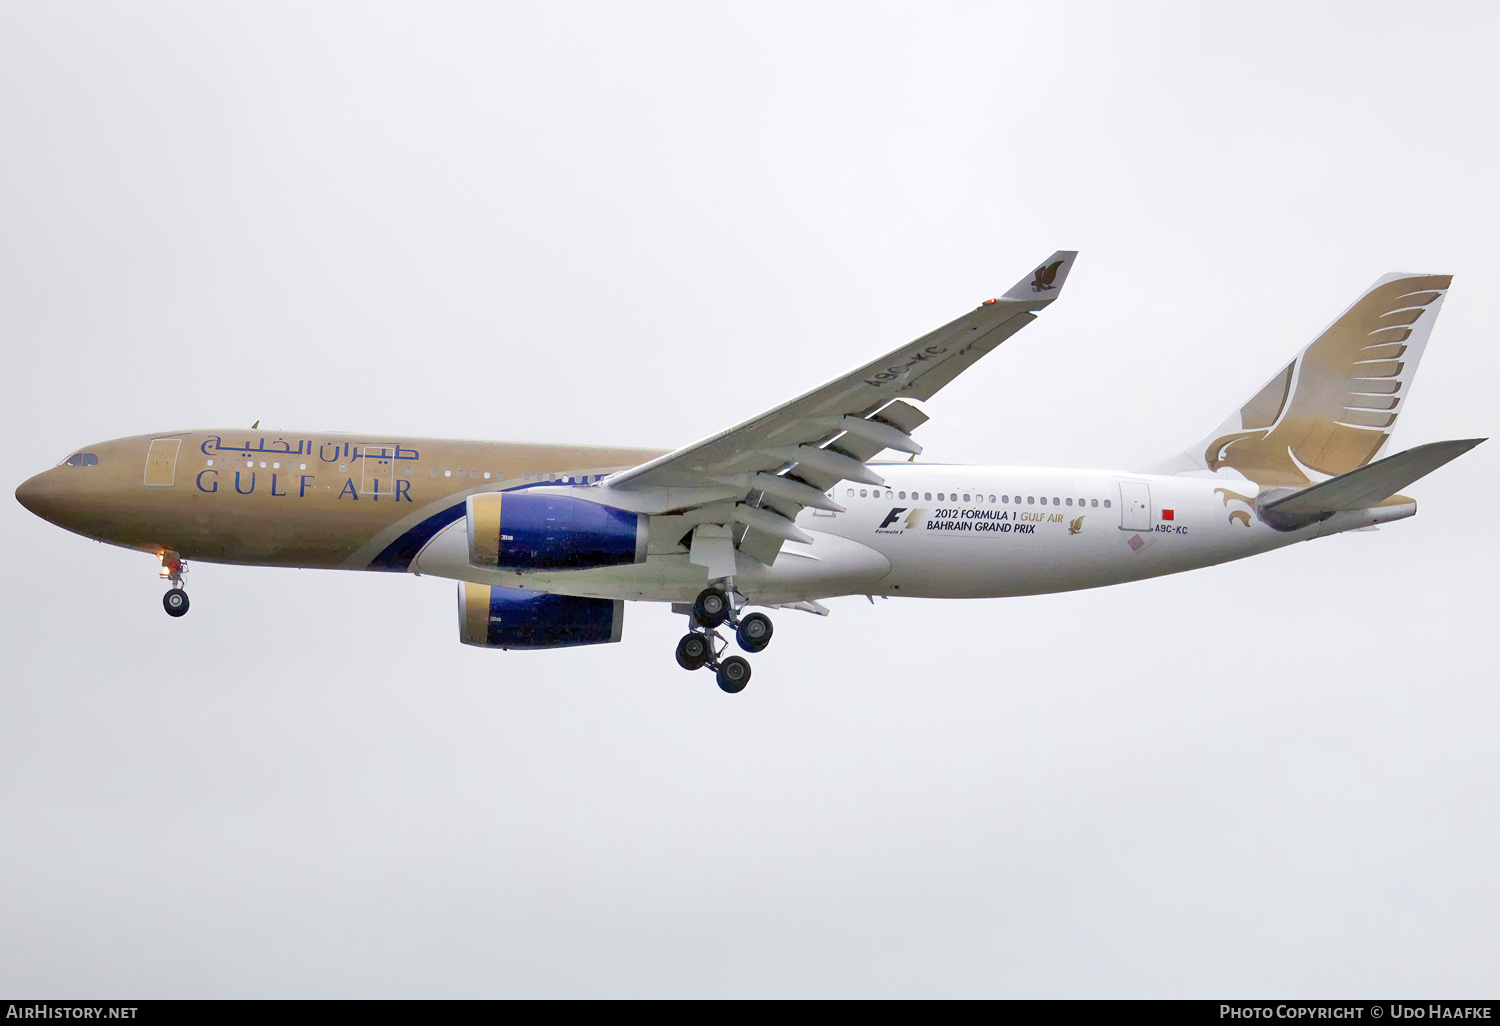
<box><xmin>1031</xmin><ymin>260</ymin><xmax>1065</xmax><ymax>292</ymax></box>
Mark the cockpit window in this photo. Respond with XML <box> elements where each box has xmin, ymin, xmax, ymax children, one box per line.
<box><xmin>63</xmin><ymin>453</ymin><xmax>99</xmax><ymax>467</ymax></box>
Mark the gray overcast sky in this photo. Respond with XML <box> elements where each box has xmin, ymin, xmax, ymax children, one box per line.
<box><xmin>2</xmin><ymin>1</ymin><xmax>1497</xmax><ymax>998</ymax></box>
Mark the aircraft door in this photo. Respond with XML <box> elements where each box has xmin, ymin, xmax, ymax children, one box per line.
<box><xmin>359</xmin><ymin>444</ymin><xmax>395</xmax><ymax>499</ymax></box>
<box><xmin>1118</xmin><ymin>480</ymin><xmax>1152</xmax><ymax>531</ymax></box>
<box><xmin>143</xmin><ymin>438</ymin><xmax>182</xmax><ymax>487</ymax></box>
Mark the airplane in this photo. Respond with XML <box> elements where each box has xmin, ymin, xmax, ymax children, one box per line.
<box><xmin>14</xmin><ymin>252</ymin><xmax>1484</xmax><ymax>694</ymax></box>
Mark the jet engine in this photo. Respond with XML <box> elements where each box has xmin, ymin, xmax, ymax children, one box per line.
<box><xmin>457</xmin><ymin>582</ymin><xmax>624</xmax><ymax>649</ymax></box>
<box><xmin>467</xmin><ymin>492</ymin><xmax>647</xmax><ymax>571</ymax></box>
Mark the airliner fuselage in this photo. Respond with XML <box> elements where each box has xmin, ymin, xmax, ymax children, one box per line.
<box><xmin>14</xmin><ymin>428</ymin><xmax>1416</xmax><ymax>607</ymax></box>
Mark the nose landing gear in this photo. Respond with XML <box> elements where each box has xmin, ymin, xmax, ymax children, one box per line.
<box><xmin>159</xmin><ymin>551</ymin><xmax>190</xmax><ymax>618</ymax></box>
<box><xmin>676</xmin><ymin>583</ymin><xmax>773</xmax><ymax>693</ymax></box>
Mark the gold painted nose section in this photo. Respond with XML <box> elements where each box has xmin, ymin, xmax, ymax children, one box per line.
<box><xmin>15</xmin><ymin>469</ymin><xmax>75</xmax><ymax>527</ymax></box>
<box><xmin>15</xmin><ymin>472</ymin><xmax>52</xmax><ymax>519</ymax></box>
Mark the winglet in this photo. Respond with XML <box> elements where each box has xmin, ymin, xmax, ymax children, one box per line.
<box><xmin>1000</xmin><ymin>250</ymin><xmax>1078</xmax><ymax>301</ymax></box>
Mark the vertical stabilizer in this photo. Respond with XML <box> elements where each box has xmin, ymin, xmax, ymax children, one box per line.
<box><xmin>1146</xmin><ymin>272</ymin><xmax>1452</xmax><ymax>488</ymax></box>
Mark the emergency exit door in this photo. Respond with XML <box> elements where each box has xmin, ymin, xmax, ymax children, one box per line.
<box><xmin>1118</xmin><ymin>480</ymin><xmax>1152</xmax><ymax>531</ymax></box>
<box><xmin>359</xmin><ymin>444</ymin><xmax>396</xmax><ymax>498</ymax></box>
<box><xmin>143</xmin><ymin>438</ymin><xmax>182</xmax><ymax>487</ymax></box>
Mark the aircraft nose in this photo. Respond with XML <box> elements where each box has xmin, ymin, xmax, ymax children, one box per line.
<box><xmin>15</xmin><ymin>471</ymin><xmax>59</xmax><ymax>521</ymax></box>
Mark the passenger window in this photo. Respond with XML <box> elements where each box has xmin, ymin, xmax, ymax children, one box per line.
<box><xmin>988</xmin><ymin>495</ymin><xmax>996</xmax><ymax>503</ymax></box>
<box><xmin>1028</xmin><ymin>496</ymin><xmax>1034</xmax><ymax>504</ymax></box>
<box><xmin>1066</xmin><ymin>498</ymin><xmax>1073</xmax><ymax>506</ymax></box>
<box><xmin>1103</xmin><ymin>499</ymin><xmax>1111</xmax><ymax>508</ymax></box>
<box><xmin>1002</xmin><ymin>495</ymin><xmax>1008</xmax><ymax>503</ymax></box>
<box><xmin>963</xmin><ymin>494</ymin><xmax>971</xmax><ymax>502</ymax></box>
<box><xmin>484</xmin><ymin>472</ymin><xmax>491</xmax><ymax>479</ymax></box>
<box><xmin>924</xmin><ymin>492</ymin><xmax>932</xmax><ymax>501</ymax></box>
<box><xmin>430</xmin><ymin>467</ymin><xmax>439</xmax><ymax>478</ymax></box>
<box><xmin>205</xmin><ymin>459</ymin><xmax>214</xmax><ymax>467</ymax></box>
<box><xmin>445</xmin><ymin>470</ymin><xmax>452</xmax><ymax>478</ymax></box>
<box><xmin>847</xmin><ymin>488</ymin><xmax>855</xmax><ymax>497</ymax></box>
<box><xmin>1091</xmin><ymin>499</ymin><xmax>1098</xmax><ymax>507</ymax></box>
<box><xmin>898</xmin><ymin>491</ymin><xmax>906</xmax><ymax>499</ymax></box>
<box><xmin>860</xmin><ymin>489</ymin><xmax>867</xmax><ymax>497</ymax></box>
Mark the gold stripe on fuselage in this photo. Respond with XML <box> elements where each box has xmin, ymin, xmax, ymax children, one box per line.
<box><xmin>22</xmin><ymin>429</ymin><xmax>668</xmax><ymax>570</ymax></box>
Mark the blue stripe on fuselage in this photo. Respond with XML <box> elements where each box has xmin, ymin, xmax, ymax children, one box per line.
<box><xmin>368</xmin><ymin>501</ymin><xmax>466</xmax><ymax>571</ymax></box>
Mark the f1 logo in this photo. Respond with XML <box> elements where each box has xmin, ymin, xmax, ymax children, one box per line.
<box><xmin>878</xmin><ymin>507</ymin><xmax>909</xmax><ymax>529</ymax></box>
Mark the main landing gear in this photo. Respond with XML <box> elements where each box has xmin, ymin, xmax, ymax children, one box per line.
<box><xmin>675</xmin><ymin>584</ymin><xmax>774</xmax><ymax>694</ymax></box>
<box><xmin>160</xmin><ymin>551</ymin><xmax>190</xmax><ymax>618</ymax></box>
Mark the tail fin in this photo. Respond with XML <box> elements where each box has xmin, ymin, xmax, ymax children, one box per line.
<box><xmin>1148</xmin><ymin>271</ymin><xmax>1452</xmax><ymax>488</ymax></box>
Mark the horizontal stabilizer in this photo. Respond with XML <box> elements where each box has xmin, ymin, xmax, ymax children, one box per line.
<box><xmin>1260</xmin><ymin>437</ymin><xmax>1484</xmax><ymax>530</ymax></box>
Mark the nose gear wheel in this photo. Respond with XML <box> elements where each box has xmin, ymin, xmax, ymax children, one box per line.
<box><xmin>163</xmin><ymin>588</ymin><xmax>189</xmax><ymax>617</ymax></box>
<box><xmin>159</xmin><ymin>552</ymin><xmax>190</xmax><ymax>618</ymax></box>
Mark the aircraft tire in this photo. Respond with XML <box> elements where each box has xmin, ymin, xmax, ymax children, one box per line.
<box><xmin>163</xmin><ymin>588</ymin><xmax>190</xmax><ymax>618</ymax></box>
<box><xmin>692</xmin><ymin>587</ymin><xmax>730</xmax><ymax>628</ymax></box>
<box><xmin>716</xmin><ymin>656</ymin><xmax>751</xmax><ymax>694</ymax></box>
<box><xmin>735</xmin><ymin>613</ymin><xmax>773</xmax><ymax>653</ymax></box>
<box><xmin>675</xmin><ymin>632</ymin><xmax>711</xmax><ymax>671</ymax></box>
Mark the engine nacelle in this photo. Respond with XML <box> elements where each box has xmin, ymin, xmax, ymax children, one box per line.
<box><xmin>457</xmin><ymin>583</ymin><xmax>624</xmax><ymax>650</ymax></box>
<box><xmin>467</xmin><ymin>492</ymin><xmax>647</xmax><ymax>571</ymax></box>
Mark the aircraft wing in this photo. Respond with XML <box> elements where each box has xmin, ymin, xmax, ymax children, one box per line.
<box><xmin>602</xmin><ymin>251</ymin><xmax>1077</xmax><ymax>567</ymax></box>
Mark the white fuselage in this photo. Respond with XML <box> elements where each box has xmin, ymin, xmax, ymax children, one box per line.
<box><xmin>410</xmin><ymin>464</ymin><xmax>1417</xmax><ymax>605</ymax></box>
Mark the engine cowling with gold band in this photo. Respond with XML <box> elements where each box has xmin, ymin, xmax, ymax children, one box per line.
<box><xmin>466</xmin><ymin>492</ymin><xmax>647</xmax><ymax>571</ymax></box>
<box><xmin>457</xmin><ymin>583</ymin><xmax>625</xmax><ymax>650</ymax></box>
